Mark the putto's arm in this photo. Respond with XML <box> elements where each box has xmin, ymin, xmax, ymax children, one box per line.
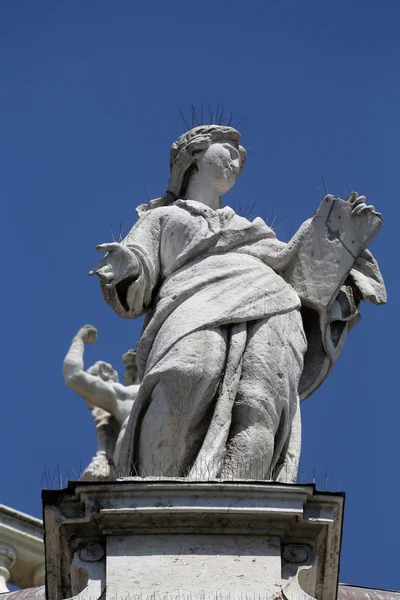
<box><xmin>63</xmin><ymin>325</ymin><xmax>118</xmax><ymax>418</ymax></box>
<box><xmin>63</xmin><ymin>325</ymin><xmax>96</xmax><ymax>380</ymax></box>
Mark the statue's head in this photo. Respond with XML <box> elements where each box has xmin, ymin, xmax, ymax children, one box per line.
<box><xmin>169</xmin><ymin>125</ymin><xmax>247</xmax><ymax>199</ymax></box>
<box><xmin>87</xmin><ymin>361</ymin><xmax>119</xmax><ymax>383</ymax></box>
<box><xmin>122</xmin><ymin>349</ymin><xmax>139</xmax><ymax>385</ymax></box>
<box><xmin>137</xmin><ymin>125</ymin><xmax>246</xmax><ymax>215</ymax></box>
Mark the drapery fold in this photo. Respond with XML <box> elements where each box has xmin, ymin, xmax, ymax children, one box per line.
<box><xmin>96</xmin><ymin>199</ymin><xmax>385</xmax><ymax>477</ymax></box>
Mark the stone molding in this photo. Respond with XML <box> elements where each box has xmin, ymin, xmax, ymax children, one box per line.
<box><xmin>0</xmin><ymin>505</ymin><xmax>44</xmax><ymax>591</ymax></box>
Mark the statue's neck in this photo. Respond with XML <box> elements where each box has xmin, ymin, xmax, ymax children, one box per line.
<box><xmin>184</xmin><ymin>177</ymin><xmax>221</xmax><ymax>211</ymax></box>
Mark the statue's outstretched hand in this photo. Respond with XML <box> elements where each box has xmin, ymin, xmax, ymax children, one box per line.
<box><xmin>76</xmin><ymin>324</ymin><xmax>98</xmax><ymax>345</ymax></box>
<box><xmin>347</xmin><ymin>192</ymin><xmax>382</xmax><ymax>219</ymax></box>
<box><xmin>89</xmin><ymin>243</ymin><xmax>139</xmax><ymax>287</ymax></box>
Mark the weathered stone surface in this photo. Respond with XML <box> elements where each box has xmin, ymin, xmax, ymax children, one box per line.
<box><xmin>107</xmin><ymin>534</ymin><xmax>281</xmax><ymax>598</ymax></box>
<box><xmin>43</xmin><ymin>480</ymin><xmax>343</xmax><ymax>600</ymax></box>
<box><xmin>87</xmin><ymin>125</ymin><xmax>385</xmax><ymax>483</ymax></box>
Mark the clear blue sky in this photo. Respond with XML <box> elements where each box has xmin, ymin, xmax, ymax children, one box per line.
<box><xmin>1</xmin><ymin>0</ymin><xmax>398</xmax><ymax>591</ymax></box>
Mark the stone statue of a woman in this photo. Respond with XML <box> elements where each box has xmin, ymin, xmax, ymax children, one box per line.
<box><xmin>90</xmin><ymin>124</ymin><xmax>386</xmax><ymax>482</ymax></box>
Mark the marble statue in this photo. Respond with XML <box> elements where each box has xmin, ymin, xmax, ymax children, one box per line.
<box><xmin>63</xmin><ymin>325</ymin><xmax>139</xmax><ymax>480</ymax></box>
<box><xmin>89</xmin><ymin>124</ymin><xmax>386</xmax><ymax>482</ymax></box>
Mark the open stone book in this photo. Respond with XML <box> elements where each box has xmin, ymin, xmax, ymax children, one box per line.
<box><xmin>282</xmin><ymin>195</ymin><xmax>382</xmax><ymax>311</ymax></box>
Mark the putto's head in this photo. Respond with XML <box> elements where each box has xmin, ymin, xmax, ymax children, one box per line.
<box><xmin>87</xmin><ymin>361</ymin><xmax>119</xmax><ymax>383</ymax></box>
<box><xmin>122</xmin><ymin>349</ymin><xmax>139</xmax><ymax>385</ymax></box>
<box><xmin>137</xmin><ymin>124</ymin><xmax>246</xmax><ymax>215</ymax></box>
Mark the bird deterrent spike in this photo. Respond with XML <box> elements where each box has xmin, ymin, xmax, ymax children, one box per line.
<box><xmin>215</xmin><ymin>102</ymin><xmax>220</xmax><ymax>125</ymax></box>
<box><xmin>190</xmin><ymin>104</ymin><xmax>199</xmax><ymax>128</ymax></box>
<box><xmin>178</xmin><ymin>109</ymin><xmax>190</xmax><ymax>130</ymax></box>
<box><xmin>321</xmin><ymin>175</ymin><xmax>328</xmax><ymax>195</ymax></box>
<box><xmin>178</xmin><ymin>105</ymin><xmax>243</xmax><ymax>129</ymax></box>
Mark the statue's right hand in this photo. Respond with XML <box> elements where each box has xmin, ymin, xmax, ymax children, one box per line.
<box><xmin>76</xmin><ymin>324</ymin><xmax>98</xmax><ymax>344</ymax></box>
<box><xmin>89</xmin><ymin>242</ymin><xmax>139</xmax><ymax>286</ymax></box>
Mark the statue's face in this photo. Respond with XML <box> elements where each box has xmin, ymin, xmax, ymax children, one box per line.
<box><xmin>101</xmin><ymin>363</ymin><xmax>118</xmax><ymax>382</ymax></box>
<box><xmin>194</xmin><ymin>141</ymin><xmax>241</xmax><ymax>195</ymax></box>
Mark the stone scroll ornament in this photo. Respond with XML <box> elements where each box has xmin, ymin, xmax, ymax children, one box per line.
<box><xmin>89</xmin><ymin>122</ymin><xmax>386</xmax><ymax>483</ymax></box>
<box><xmin>63</xmin><ymin>325</ymin><xmax>140</xmax><ymax>480</ymax></box>
<box><xmin>69</xmin><ymin>542</ymin><xmax>105</xmax><ymax>600</ymax></box>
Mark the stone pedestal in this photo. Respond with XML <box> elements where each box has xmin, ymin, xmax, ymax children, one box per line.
<box><xmin>43</xmin><ymin>480</ymin><xmax>344</xmax><ymax>600</ymax></box>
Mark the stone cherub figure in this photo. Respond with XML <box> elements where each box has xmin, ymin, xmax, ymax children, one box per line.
<box><xmin>63</xmin><ymin>325</ymin><xmax>139</xmax><ymax>480</ymax></box>
<box><xmin>89</xmin><ymin>124</ymin><xmax>386</xmax><ymax>482</ymax></box>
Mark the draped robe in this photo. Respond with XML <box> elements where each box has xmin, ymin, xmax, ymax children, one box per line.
<box><xmin>99</xmin><ymin>199</ymin><xmax>386</xmax><ymax>481</ymax></box>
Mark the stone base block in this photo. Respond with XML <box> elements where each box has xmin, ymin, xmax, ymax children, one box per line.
<box><xmin>107</xmin><ymin>533</ymin><xmax>281</xmax><ymax>598</ymax></box>
<box><xmin>42</xmin><ymin>480</ymin><xmax>344</xmax><ymax>600</ymax></box>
